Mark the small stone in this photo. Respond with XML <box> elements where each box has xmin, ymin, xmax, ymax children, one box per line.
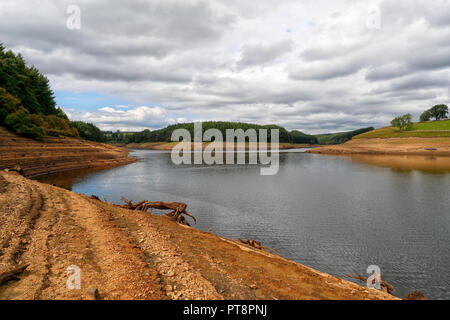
<box><xmin>87</xmin><ymin>288</ymin><xmax>100</xmax><ymax>300</ymax></box>
<box><xmin>165</xmin><ymin>284</ymin><xmax>173</xmax><ymax>292</ymax></box>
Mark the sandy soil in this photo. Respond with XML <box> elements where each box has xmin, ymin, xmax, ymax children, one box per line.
<box><xmin>0</xmin><ymin>127</ymin><xmax>136</xmax><ymax>177</ymax></box>
<box><xmin>0</xmin><ymin>171</ymin><xmax>396</xmax><ymax>300</ymax></box>
<box><xmin>309</xmin><ymin>137</ymin><xmax>450</xmax><ymax>156</ymax></box>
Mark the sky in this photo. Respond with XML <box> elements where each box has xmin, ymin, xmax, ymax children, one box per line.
<box><xmin>0</xmin><ymin>0</ymin><xmax>449</xmax><ymax>133</ymax></box>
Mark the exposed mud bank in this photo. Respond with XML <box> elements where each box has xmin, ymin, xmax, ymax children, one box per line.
<box><xmin>308</xmin><ymin>137</ymin><xmax>450</xmax><ymax>156</ymax></box>
<box><xmin>0</xmin><ymin>127</ymin><xmax>136</xmax><ymax>178</ymax></box>
<box><xmin>0</xmin><ymin>171</ymin><xmax>396</xmax><ymax>300</ymax></box>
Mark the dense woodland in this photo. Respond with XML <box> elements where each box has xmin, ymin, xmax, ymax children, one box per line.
<box><xmin>315</xmin><ymin>127</ymin><xmax>374</xmax><ymax>145</ymax></box>
<box><xmin>0</xmin><ymin>43</ymin><xmax>77</xmax><ymax>140</ymax></box>
<box><xmin>102</xmin><ymin>124</ymin><xmax>371</xmax><ymax>145</ymax></box>
<box><xmin>120</xmin><ymin>122</ymin><xmax>293</xmax><ymax>143</ymax></box>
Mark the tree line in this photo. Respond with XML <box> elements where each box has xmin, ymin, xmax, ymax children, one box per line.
<box><xmin>315</xmin><ymin>127</ymin><xmax>375</xmax><ymax>145</ymax></box>
<box><xmin>0</xmin><ymin>43</ymin><xmax>78</xmax><ymax>140</ymax></box>
<box><xmin>101</xmin><ymin>122</ymin><xmax>321</xmax><ymax>144</ymax></box>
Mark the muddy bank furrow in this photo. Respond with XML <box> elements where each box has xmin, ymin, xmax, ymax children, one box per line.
<box><xmin>0</xmin><ymin>127</ymin><xmax>135</xmax><ymax>178</ymax></box>
<box><xmin>100</xmin><ymin>203</ymin><xmax>223</xmax><ymax>300</ymax></box>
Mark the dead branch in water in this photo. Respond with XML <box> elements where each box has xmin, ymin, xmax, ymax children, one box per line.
<box><xmin>404</xmin><ymin>290</ymin><xmax>427</xmax><ymax>300</ymax></box>
<box><xmin>345</xmin><ymin>272</ymin><xmax>395</xmax><ymax>295</ymax></box>
<box><xmin>119</xmin><ymin>197</ymin><xmax>196</xmax><ymax>226</ymax></box>
<box><xmin>0</xmin><ymin>264</ymin><xmax>29</xmax><ymax>285</ymax></box>
<box><xmin>238</xmin><ymin>238</ymin><xmax>282</xmax><ymax>256</ymax></box>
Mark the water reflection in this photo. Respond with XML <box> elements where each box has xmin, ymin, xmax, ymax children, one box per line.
<box><xmin>347</xmin><ymin>154</ymin><xmax>450</xmax><ymax>174</ymax></box>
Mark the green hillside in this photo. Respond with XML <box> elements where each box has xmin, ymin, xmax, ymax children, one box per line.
<box><xmin>315</xmin><ymin>127</ymin><xmax>374</xmax><ymax>145</ymax></box>
<box><xmin>354</xmin><ymin>120</ymin><xmax>450</xmax><ymax>139</ymax></box>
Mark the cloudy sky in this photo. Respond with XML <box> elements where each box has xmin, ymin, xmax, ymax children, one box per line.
<box><xmin>0</xmin><ymin>0</ymin><xmax>449</xmax><ymax>133</ymax></box>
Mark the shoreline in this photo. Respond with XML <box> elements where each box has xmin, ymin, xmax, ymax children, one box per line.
<box><xmin>0</xmin><ymin>127</ymin><xmax>136</xmax><ymax>178</ymax></box>
<box><xmin>0</xmin><ymin>170</ymin><xmax>397</xmax><ymax>300</ymax></box>
<box><xmin>123</xmin><ymin>142</ymin><xmax>315</xmax><ymax>151</ymax></box>
<box><xmin>308</xmin><ymin>137</ymin><xmax>450</xmax><ymax>157</ymax></box>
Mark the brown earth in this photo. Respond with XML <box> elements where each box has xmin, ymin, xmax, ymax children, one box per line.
<box><xmin>0</xmin><ymin>171</ymin><xmax>397</xmax><ymax>300</ymax></box>
<box><xmin>309</xmin><ymin>137</ymin><xmax>450</xmax><ymax>156</ymax></box>
<box><xmin>0</xmin><ymin>127</ymin><xmax>136</xmax><ymax>177</ymax></box>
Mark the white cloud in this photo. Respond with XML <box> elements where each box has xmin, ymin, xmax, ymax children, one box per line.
<box><xmin>69</xmin><ymin>106</ymin><xmax>173</xmax><ymax>131</ymax></box>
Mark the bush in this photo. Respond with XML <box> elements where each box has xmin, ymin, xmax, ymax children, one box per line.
<box><xmin>43</xmin><ymin>115</ymin><xmax>79</xmax><ymax>137</ymax></box>
<box><xmin>391</xmin><ymin>114</ymin><xmax>413</xmax><ymax>131</ymax></box>
<box><xmin>0</xmin><ymin>87</ymin><xmax>21</xmax><ymax>124</ymax></box>
<box><xmin>4</xmin><ymin>108</ymin><xmax>45</xmax><ymax>140</ymax></box>
<box><xmin>71</xmin><ymin>121</ymin><xmax>105</xmax><ymax>142</ymax></box>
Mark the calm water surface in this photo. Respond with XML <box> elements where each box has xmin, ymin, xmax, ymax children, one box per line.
<box><xmin>38</xmin><ymin>150</ymin><xmax>450</xmax><ymax>299</ymax></box>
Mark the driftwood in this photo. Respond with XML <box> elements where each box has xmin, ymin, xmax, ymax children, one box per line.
<box><xmin>404</xmin><ymin>290</ymin><xmax>427</xmax><ymax>300</ymax></box>
<box><xmin>119</xmin><ymin>197</ymin><xmax>197</xmax><ymax>226</ymax></box>
<box><xmin>6</xmin><ymin>165</ymin><xmax>24</xmax><ymax>175</ymax></box>
<box><xmin>345</xmin><ymin>272</ymin><xmax>395</xmax><ymax>295</ymax></box>
<box><xmin>238</xmin><ymin>238</ymin><xmax>282</xmax><ymax>256</ymax></box>
<box><xmin>0</xmin><ymin>264</ymin><xmax>29</xmax><ymax>285</ymax></box>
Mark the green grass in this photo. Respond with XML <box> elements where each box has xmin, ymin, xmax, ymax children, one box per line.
<box><xmin>412</xmin><ymin>119</ymin><xmax>450</xmax><ymax>131</ymax></box>
<box><xmin>354</xmin><ymin>120</ymin><xmax>450</xmax><ymax>139</ymax></box>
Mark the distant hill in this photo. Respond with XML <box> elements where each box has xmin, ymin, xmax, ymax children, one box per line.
<box><xmin>354</xmin><ymin>120</ymin><xmax>450</xmax><ymax>139</ymax></box>
<box><xmin>111</xmin><ymin>122</ymin><xmax>294</xmax><ymax>144</ymax></box>
<box><xmin>290</xmin><ymin>130</ymin><xmax>318</xmax><ymax>144</ymax></box>
<box><xmin>315</xmin><ymin>127</ymin><xmax>374</xmax><ymax>145</ymax></box>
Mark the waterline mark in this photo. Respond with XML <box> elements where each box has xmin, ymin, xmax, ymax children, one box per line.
<box><xmin>170</xmin><ymin>122</ymin><xmax>280</xmax><ymax>176</ymax></box>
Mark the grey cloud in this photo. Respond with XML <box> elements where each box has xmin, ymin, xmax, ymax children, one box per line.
<box><xmin>365</xmin><ymin>63</ymin><xmax>410</xmax><ymax>81</ymax></box>
<box><xmin>374</xmin><ymin>72</ymin><xmax>450</xmax><ymax>93</ymax></box>
<box><xmin>238</xmin><ymin>40</ymin><xmax>293</xmax><ymax>68</ymax></box>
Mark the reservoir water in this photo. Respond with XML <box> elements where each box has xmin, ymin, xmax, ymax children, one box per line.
<box><xmin>37</xmin><ymin>149</ymin><xmax>450</xmax><ymax>299</ymax></box>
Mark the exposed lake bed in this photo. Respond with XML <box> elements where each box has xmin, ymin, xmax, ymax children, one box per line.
<box><xmin>37</xmin><ymin>149</ymin><xmax>450</xmax><ymax>299</ymax></box>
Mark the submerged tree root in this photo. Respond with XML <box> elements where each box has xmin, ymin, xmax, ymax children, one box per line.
<box><xmin>119</xmin><ymin>197</ymin><xmax>197</xmax><ymax>226</ymax></box>
<box><xmin>0</xmin><ymin>264</ymin><xmax>29</xmax><ymax>285</ymax></box>
<box><xmin>238</xmin><ymin>238</ymin><xmax>282</xmax><ymax>256</ymax></box>
<box><xmin>345</xmin><ymin>273</ymin><xmax>395</xmax><ymax>295</ymax></box>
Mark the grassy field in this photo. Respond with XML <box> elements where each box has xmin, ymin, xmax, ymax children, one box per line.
<box><xmin>354</xmin><ymin>120</ymin><xmax>450</xmax><ymax>139</ymax></box>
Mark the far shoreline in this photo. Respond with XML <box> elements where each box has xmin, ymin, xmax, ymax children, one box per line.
<box><xmin>117</xmin><ymin>141</ymin><xmax>318</xmax><ymax>151</ymax></box>
<box><xmin>308</xmin><ymin>137</ymin><xmax>450</xmax><ymax>157</ymax></box>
